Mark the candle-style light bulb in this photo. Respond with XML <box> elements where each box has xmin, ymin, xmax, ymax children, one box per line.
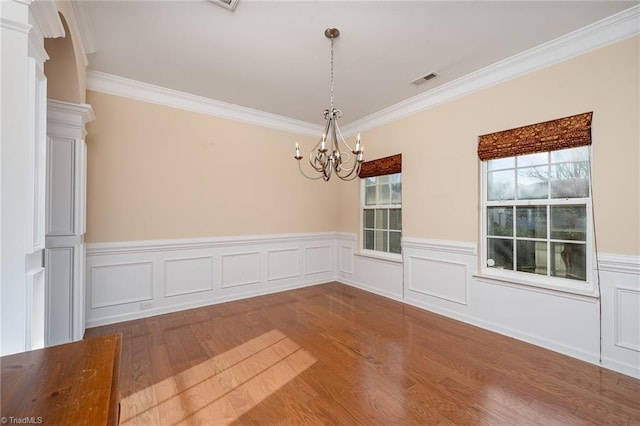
<box><xmin>294</xmin><ymin>143</ymin><xmax>302</xmax><ymax>160</ymax></box>
<box><xmin>319</xmin><ymin>133</ymin><xmax>327</xmax><ymax>152</ymax></box>
<box><xmin>354</xmin><ymin>132</ymin><xmax>361</xmax><ymax>153</ymax></box>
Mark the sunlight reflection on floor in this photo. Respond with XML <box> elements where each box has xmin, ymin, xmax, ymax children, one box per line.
<box><xmin>120</xmin><ymin>329</ymin><xmax>317</xmax><ymax>425</ymax></box>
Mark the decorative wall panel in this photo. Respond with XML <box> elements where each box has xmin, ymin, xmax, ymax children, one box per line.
<box><xmin>615</xmin><ymin>288</ymin><xmax>640</xmax><ymax>351</ymax></box>
<box><xmin>267</xmin><ymin>248</ymin><xmax>300</xmax><ymax>281</ymax></box>
<box><xmin>221</xmin><ymin>252</ymin><xmax>261</xmax><ymax>288</ymax></box>
<box><xmin>91</xmin><ymin>262</ymin><xmax>153</xmax><ymax>308</ymax></box>
<box><xmin>305</xmin><ymin>246</ymin><xmax>332</xmax><ymax>275</ymax></box>
<box><xmin>407</xmin><ymin>256</ymin><xmax>468</xmax><ymax>305</ymax></box>
<box><xmin>165</xmin><ymin>256</ymin><xmax>214</xmax><ymax>297</ymax></box>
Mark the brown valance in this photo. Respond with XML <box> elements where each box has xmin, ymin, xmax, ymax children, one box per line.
<box><xmin>477</xmin><ymin>112</ymin><xmax>593</xmax><ymax>161</ymax></box>
<box><xmin>359</xmin><ymin>154</ymin><xmax>402</xmax><ymax>178</ymax></box>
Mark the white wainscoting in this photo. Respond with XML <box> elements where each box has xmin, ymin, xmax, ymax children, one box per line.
<box><xmin>598</xmin><ymin>255</ymin><xmax>640</xmax><ymax>377</ymax></box>
<box><xmin>85</xmin><ymin>233</ymin><xmax>337</xmax><ymax>327</ymax></box>
<box><xmin>336</xmin><ymin>233</ymin><xmax>404</xmax><ymax>301</ymax></box>
<box><xmin>399</xmin><ymin>237</ymin><xmax>640</xmax><ymax>379</ymax></box>
<box><xmin>86</xmin><ymin>231</ymin><xmax>638</xmax><ymax>377</ymax></box>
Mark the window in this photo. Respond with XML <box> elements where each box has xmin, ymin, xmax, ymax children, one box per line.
<box><xmin>482</xmin><ymin>146</ymin><xmax>593</xmax><ymax>291</ymax></box>
<box><xmin>362</xmin><ymin>173</ymin><xmax>402</xmax><ymax>255</ymax></box>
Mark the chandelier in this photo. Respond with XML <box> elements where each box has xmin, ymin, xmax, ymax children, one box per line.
<box><xmin>294</xmin><ymin>28</ymin><xmax>364</xmax><ymax>181</ymax></box>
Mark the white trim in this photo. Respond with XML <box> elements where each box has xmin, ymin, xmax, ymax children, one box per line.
<box><xmin>400</xmin><ymin>291</ymin><xmax>602</xmax><ymax>369</ymax></box>
<box><xmin>27</xmin><ymin>12</ymin><xmax>49</xmax><ymax>65</ymax></box>
<box><xmin>1</xmin><ymin>17</ymin><xmax>32</xmax><ymax>34</ymax></box>
<box><xmin>338</xmin><ymin>276</ymin><xmax>405</xmax><ymax>304</ymax></box>
<box><xmin>70</xmin><ymin>1</ymin><xmax>95</xmax><ymax>54</ymax></box>
<box><xmin>86</xmin><ymin>232</ymin><xmax>338</xmax><ymax>256</ymax></box>
<box><xmin>86</xmin><ymin>71</ymin><xmax>323</xmax><ymax>137</ymax></box>
<box><xmin>402</xmin><ymin>237</ymin><xmax>477</xmax><ymax>256</ymax></box>
<box><xmin>336</xmin><ymin>232</ymin><xmax>357</xmax><ymax>242</ymax></box>
<box><xmin>47</xmin><ymin>100</ymin><xmax>95</xmax><ymax>126</ymax></box>
<box><xmin>341</xmin><ymin>5</ymin><xmax>640</xmax><ymax>136</ymax></box>
<box><xmin>356</xmin><ymin>250</ymin><xmax>402</xmax><ymax>264</ymax></box>
<box><xmin>28</xmin><ymin>0</ymin><xmax>63</xmax><ymax>38</ymax></box>
<box><xmin>598</xmin><ymin>253</ymin><xmax>640</xmax><ymax>275</ymax></box>
<box><xmin>599</xmin><ymin>356</ymin><xmax>640</xmax><ymax>380</ymax></box>
<box><xmin>406</xmin><ymin>255</ymin><xmax>469</xmax><ymax>305</ymax></box>
<box><xmin>614</xmin><ymin>287</ymin><xmax>640</xmax><ymax>352</ymax></box>
<box><xmin>473</xmin><ymin>272</ymin><xmax>599</xmax><ymax>302</ymax></box>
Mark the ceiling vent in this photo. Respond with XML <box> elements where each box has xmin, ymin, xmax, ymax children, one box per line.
<box><xmin>410</xmin><ymin>72</ymin><xmax>439</xmax><ymax>86</ymax></box>
<box><xmin>209</xmin><ymin>0</ymin><xmax>239</xmax><ymax>11</ymax></box>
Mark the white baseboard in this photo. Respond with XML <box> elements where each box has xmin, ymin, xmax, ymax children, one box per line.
<box><xmin>337</xmin><ymin>276</ymin><xmax>404</xmax><ymax>304</ymax></box>
<box><xmin>401</xmin><ymin>292</ymin><xmax>601</xmax><ymax>368</ymax></box>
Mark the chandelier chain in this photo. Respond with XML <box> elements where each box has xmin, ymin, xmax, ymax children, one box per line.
<box><xmin>330</xmin><ymin>36</ymin><xmax>334</xmax><ymax>110</ymax></box>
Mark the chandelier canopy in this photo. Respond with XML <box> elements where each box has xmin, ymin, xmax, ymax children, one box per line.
<box><xmin>294</xmin><ymin>28</ymin><xmax>364</xmax><ymax>181</ymax></box>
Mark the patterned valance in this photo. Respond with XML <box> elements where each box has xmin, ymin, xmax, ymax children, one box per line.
<box><xmin>359</xmin><ymin>154</ymin><xmax>402</xmax><ymax>178</ymax></box>
<box><xmin>477</xmin><ymin>112</ymin><xmax>593</xmax><ymax>161</ymax></box>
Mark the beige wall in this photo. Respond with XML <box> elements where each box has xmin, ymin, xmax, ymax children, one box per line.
<box><xmin>85</xmin><ymin>90</ymin><xmax>339</xmax><ymax>242</ymax></box>
<box><xmin>338</xmin><ymin>36</ymin><xmax>640</xmax><ymax>256</ymax></box>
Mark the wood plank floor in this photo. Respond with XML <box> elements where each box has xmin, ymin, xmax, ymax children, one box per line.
<box><xmin>85</xmin><ymin>282</ymin><xmax>640</xmax><ymax>425</ymax></box>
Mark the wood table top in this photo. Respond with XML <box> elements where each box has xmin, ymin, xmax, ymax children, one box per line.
<box><xmin>1</xmin><ymin>334</ymin><xmax>122</xmax><ymax>426</ymax></box>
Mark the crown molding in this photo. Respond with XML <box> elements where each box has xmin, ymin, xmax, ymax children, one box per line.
<box><xmin>28</xmin><ymin>0</ymin><xmax>64</xmax><ymax>38</ymax></box>
<box><xmin>69</xmin><ymin>0</ymin><xmax>95</xmax><ymax>54</ymax></box>
<box><xmin>341</xmin><ymin>5</ymin><xmax>640</xmax><ymax>136</ymax></box>
<box><xmin>86</xmin><ymin>70</ymin><xmax>323</xmax><ymax>137</ymax></box>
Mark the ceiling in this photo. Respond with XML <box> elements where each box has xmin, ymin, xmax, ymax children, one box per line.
<box><xmin>80</xmin><ymin>1</ymin><xmax>637</xmax><ymax>126</ymax></box>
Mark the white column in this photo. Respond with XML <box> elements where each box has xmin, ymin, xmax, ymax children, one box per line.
<box><xmin>46</xmin><ymin>100</ymin><xmax>93</xmax><ymax>345</ymax></box>
<box><xmin>1</xmin><ymin>0</ymin><xmax>34</xmax><ymax>356</ymax></box>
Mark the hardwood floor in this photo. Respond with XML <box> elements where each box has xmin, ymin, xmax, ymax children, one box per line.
<box><xmin>85</xmin><ymin>282</ymin><xmax>640</xmax><ymax>425</ymax></box>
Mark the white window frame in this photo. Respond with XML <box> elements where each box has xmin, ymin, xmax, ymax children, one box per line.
<box><xmin>478</xmin><ymin>147</ymin><xmax>597</xmax><ymax>297</ymax></box>
<box><xmin>360</xmin><ymin>173</ymin><xmax>402</xmax><ymax>262</ymax></box>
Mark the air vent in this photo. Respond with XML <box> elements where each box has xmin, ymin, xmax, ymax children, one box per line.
<box><xmin>410</xmin><ymin>72</ymin><xmax>439</xmax><ymax>86</ymax></box>
<box><xmin>209</xmin><ymin>0</ymin><xmax>239</xmax><ymax>11</ymax></box>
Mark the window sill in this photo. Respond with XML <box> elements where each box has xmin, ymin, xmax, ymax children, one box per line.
<box><xmin>356</xmin><ymin>250</ymin><xmax>403</xmax><ymax>264</ymax></box>
<box><xmin>473</xmin><ymin>271</ymin><xmax>600</xmax><ymax>302</ymax></box>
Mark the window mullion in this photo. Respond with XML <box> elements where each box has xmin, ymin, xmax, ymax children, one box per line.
<box><xmin>512</xmin><ymin>205</ymin><xmax>517</xmax><ymax>271</ymax></box>
<box><xmin>546</xmin><ymin>204</ymin><xmax>551</xmax><ymax>277</ymax></box>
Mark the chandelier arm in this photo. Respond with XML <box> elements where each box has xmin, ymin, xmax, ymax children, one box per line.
<box><xmin>336</xmin><ymin>162</ymin><xmax>362</xmax><ymax>181</ymax></box>
<box><xmin>338</xmin><ymin>151</ymin><xmax>355</xmax><ymax>170</ymax></box>
<box><xmin>298</xmin><ymin>161</ymin><xmax>324</xmax><ymax>180</ymax></box>
<box><xmin>323</xmin><ymin>160</ymin><xmax>333</xmax><ymax>181</ymax></box>
<box><xmin>334</xmin><ymin>121</ymin><xmax>355</xmax><ymax>153</ymax></box>
<box><xmin>332</xmin><ymin>117</ymin><xmax>340</xmax><ymax>156</ymax></box>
